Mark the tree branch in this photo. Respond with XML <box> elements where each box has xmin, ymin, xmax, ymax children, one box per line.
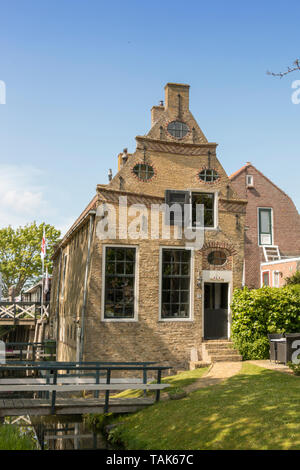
<box><xmin>267</xmin><ymin>59</ymin><xmax>300</xmax><ymax>78</ymax></box>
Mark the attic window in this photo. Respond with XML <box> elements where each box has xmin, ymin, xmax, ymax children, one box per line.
<box><xmin>246</xmin><ymin>175</ymin><xmax>254</xmax><ymax>187</ymax></box>
<box><xmin>198</xmin><ymin>169</ymin><xmax>219</xmax><ymax>182</ymax></box>
<box><xmin>132</xmin><ymin>163</ymin><xmax>154</xmax><ymax>181</ymax></box>
<box><xmin>167</xmin><ymin>121</ymin><xmax>189</xmax><ymax>139</ymax></box>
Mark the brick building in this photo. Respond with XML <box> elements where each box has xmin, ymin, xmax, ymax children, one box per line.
<box><xmin>230</xmin><ymin>163</ymin><xmax>300</xmax><ymax>288</ymax></box>
<box><xmin>261</xmin><ymin>258</ymin><xmax>300</xmax><ymax>288</ymax></box>
<box><xmin>51</xmin><ymin>83</ymin><xmax>247</xmax><ymax>368</ymax></box>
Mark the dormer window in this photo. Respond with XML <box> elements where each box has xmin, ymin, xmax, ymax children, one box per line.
<box><xmin>167</xmin><ymin>121</ymin><xmax>189</xmax><ymax>139</ymax></box>
<box><xmin>246</xmin><ymin>175</ymin><xmax>254</xmax><ymax>187</ymax></box>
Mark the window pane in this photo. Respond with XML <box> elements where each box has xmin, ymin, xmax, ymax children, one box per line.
<box><xmin>260</xmin><ymin>210</ymin><xmax>271</xmax><ymax>234</ymax></box>
<box><xmin>161</xmin><ymin>249</ymin><xmax>191</xmax><ymax>319</ymax></box>
<box><xmin>192</xmin><ymin>193</ymin><xmax>214</xmax><ymax>227</ymax></box>
<box><xmin>104</xmin><ymin>247</ymin><xmax>136</xmax><ymax>319</ymax></box>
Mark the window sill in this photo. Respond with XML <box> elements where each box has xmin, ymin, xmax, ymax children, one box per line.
<box><xmin>101</xmin><ymin>318</ymin><xmax>138</xmax><ymax>322</ymax></box>
<box><xmin>158</xmin><ymin>318</ymin><xmax>194</xmax><ymax>322</ymax></box>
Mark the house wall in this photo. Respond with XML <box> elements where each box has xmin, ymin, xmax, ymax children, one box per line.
<box><xmin>51</xmin><ymin>220</ymin><xmax>91</xmax><ymax>361</ymax></box>
<box><xmin>81</xmin><ymin>186</ymin><xmax>245</xmax><ymax>369</ymax></box>
<box><xmin>261</xmin><ymin>259</ymin><xmax>300</xmax><ymax>287</ymax></box>
<box><xmin>231</xmin><ymin>164</ymin><xmax>300</xmax><ymax>288</ymax></box>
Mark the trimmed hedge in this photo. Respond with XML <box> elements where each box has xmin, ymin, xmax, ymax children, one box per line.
<box><xmin>231</xmin><ymin>286</ymin><xmax>300</xmax><ymax>360</ymax></box>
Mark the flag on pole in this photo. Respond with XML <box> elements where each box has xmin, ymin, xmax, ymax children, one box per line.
<box><xmin>41</xmin><ymin>228</ymin><xmax>46</xmax><ymax>260</ymax></box>
<box><xmin>44</xmin><ymin>267</ymin><xmax>49</xmax><ymax>294</ymax></box>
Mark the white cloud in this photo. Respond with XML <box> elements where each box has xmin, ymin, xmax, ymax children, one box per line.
<box><xmin>0</xmin><ymin>164</ymin><xmax>79</xmax><ymax>235</ymax></box>
<box><xmin>0</xmin><ymin>165</ymin><xmax>48</xmax><ymax>227</ymax></box>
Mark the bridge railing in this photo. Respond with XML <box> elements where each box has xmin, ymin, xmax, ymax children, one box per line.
<box><xmin>5</xmin><ymin>341</ymin><xmax>56</xmax><ymax>361</ymax></box>
<box><xmin>0</xmin><ymin>362</ymin><xmax>171</xmax><ymax>413</ymax></box>
<box><xmin>0</xmin><ymin>302</ymin><xmax>50</xmax><ymax>322</ymax></box>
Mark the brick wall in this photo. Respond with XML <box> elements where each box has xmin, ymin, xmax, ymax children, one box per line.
<box><xmin>230</xmin><ymin>163</ymin><xmax>300</xmax><ymax>288</ymax></box>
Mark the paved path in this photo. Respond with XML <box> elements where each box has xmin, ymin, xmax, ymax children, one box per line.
<box><xmin>248</xmin><ymin>360</ymin><xmax>293</xmax><ymax>375</ymax></box>
<box><xmin>184</xmin><ymin>361</ymin><xmax>242</xmax><ymax>393</ymax></box>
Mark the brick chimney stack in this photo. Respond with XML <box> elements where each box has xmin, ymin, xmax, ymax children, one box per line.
<box><xmin>164</xmin><ymin>83</ymin><xmax>190</xmax><ymax>115</ymax></box>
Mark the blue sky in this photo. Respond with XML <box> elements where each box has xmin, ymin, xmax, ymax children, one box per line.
<box><xmin>0</xmin><ymin>0</ymin><xmax>300</xmax><ymax>234</ymax></box>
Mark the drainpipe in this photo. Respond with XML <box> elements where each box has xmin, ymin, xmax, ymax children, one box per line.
<box><xmin>79</xmin><ymin>211</ymin><xmax>96</xmax><ymax>362</ymax></box>
<box><xmin>55</xmin><ymin>249</ymin><xmax>63</xmax><ymax>345</ymax></box>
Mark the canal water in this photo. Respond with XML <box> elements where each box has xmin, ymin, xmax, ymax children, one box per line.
<box><xmin>5</xmin><ymin>414</ymin><xmax>113</xmax><ymax>450</ymax></box>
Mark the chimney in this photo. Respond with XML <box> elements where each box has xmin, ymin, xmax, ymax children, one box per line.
<box><xmin>164</xmin><ymin>83</ymin><xmax>190</xmax><ymax>115</ymax></box>
<box><xmin>151</xmin><ymin>102</ymin><xmax>164</xmax><ymax>127</ymax></box>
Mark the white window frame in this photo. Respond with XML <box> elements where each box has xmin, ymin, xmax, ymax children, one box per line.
<box><xmin>258</xmin><ymin>207</ymin><xmax>274</xmax><ymax>246</ymax></box>
<box><xmin>273</xmin><ymin>270</ymin><xmax>280</xmax><ymax>288</ymax></box>
<box><xmin>246</xmin><ymin>175</ymin><xmax>254</xmax><ymax>187</ymax></box>
<box><xmin>101</xmin><ymin>244</ymin><xmax>139</xmax><ymax>322</ymax></box>
<box><xmin>188</xmin><ymin>190</ymin><xmax>218</xmax><ymax>231</ymax></box>
<box><xmin>261</xmin><ymin>270</ymin><xmax>270</xmax><ymax>287</ymax></box>
<box><xmin>159</xmin><ymin>246</ymin><xmax>194</xmax><ymax>322</ymax></box>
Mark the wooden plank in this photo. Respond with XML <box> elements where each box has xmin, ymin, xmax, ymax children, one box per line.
<box><xmin>0</xmin><ymin>396</ymin><xmax>155</xmax><ymax>417</ymax></box>
<box><xmin>0</xmin><ymin>377</ymin><xmax>143</xmax><ymax>385</ymax></box>
<box><xmin>0</xmin><ymin>383</ymin><xmax>169</xmax><ymax>392</ymax></box>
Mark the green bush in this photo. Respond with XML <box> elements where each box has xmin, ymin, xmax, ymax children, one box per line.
<box><xmin>231</xmin><ymin>286</ymin><xmax>300</xmax><ymax>360</ymax></box>
<box><xmin>285</xmin><ymin>270</ymin><xmax>300</xmax><ymax>286</ymax></box>
<box><xmin>287</xmin><ymin>362</ymin><xmax>300</xmax><ymax>376</ymax></box>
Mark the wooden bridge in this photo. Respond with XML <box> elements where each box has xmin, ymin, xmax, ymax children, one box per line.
<box><xmin>0</xmin><ymin>302</ymin><xmax>49</xmax><ymax>325</ymax></box>
<box><xmin>0</xmin><ymin>362</ymin><xmax>171</xmax><ymax>417</ymax></box>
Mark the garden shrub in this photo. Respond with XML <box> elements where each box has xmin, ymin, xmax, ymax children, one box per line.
<box><xmin>231</xmin><ymin>286</ymin><xmax>300</xmax><ymax>360</ymax></box>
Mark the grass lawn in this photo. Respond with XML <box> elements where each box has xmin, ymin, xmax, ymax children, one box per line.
<box><xmin>112</xmin><ymin>367</ymin><xmax>209</xmax><ymax>399</ymax></box>
<box><xmin>110</xmin><ymin>363</ymin><xmax>300</xmax><ymax>450</ymax></box>
<box><xmin>0</xmin><ymin>425</ymin><xmax>37</xmax><ymax>450</ymax></box>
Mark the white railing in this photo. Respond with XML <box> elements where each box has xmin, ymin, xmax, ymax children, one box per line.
<box><xmin>0</xmin><ymin>302</ymin><xmax>49</xmax><ymax>322</ymax></box>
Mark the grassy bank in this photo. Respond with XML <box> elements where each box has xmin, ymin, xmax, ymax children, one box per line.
<box><xmin>0</xmin><ymin>425</ymin><xmax>36</xmax><ymax>450</ymax></box>
<box><xmin>85</xmin><ymin>366</ymin><xmax>209</xmax><ymax>428</ymax></box>
<box><xmin>109</xmin><ymin>363</ymin><xmax>300</xmax><ymax>450</ymax></box>
<box><xmin>113</xmin><ymin>366</ymin><xmax>209</xmax><ymax>399</ymax></box>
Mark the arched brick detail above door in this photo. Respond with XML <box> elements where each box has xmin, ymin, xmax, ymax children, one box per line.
<box><xmin>200</xmin><ymin>241</ymin><xmax>237</xmax><ymax>256</ymax></box>
<box><xmin>200</xmin><ymin>241</ymin><xmax>237</xmax><ymax>271</ymax></box>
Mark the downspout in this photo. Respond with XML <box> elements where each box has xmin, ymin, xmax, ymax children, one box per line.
<box><xmin>79</xmin><ymin>211</ymin><xmax>96</xmax><ymax>362</ymax></box>
<box><xmin>55</xmin><ymin>248</ymin><xmax>63</xmax><ymax>344</ymax></box>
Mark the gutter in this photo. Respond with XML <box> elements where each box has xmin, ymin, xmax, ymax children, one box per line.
<box><xmin>79</xmin><ymin>210</ymin><xmax>96</xmax><ymax>362</ymax></box>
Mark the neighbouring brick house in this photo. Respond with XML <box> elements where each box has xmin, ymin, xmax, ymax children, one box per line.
<box><xmin>230</xmin><ymin>163</ymin><xmax>300</xmax><ymax>288</ymax></box>
<box><xmin>50</xmin><ymin>83</ymin><xmax>247</xmax><ymax>368</ymax></box>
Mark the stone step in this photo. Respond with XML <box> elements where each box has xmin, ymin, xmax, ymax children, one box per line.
<box><xmin>204</xmin><ymin>343</ymin><xmax>233</xmax><ymax>350</ymax></box>
<box><xmin>209</xmin><ymin>354</ymin><xmax>242</xmax><ymax>362</ymax></box>
<box><xmin>207</xmin><ymin>348</ymin><xmax>240</xmax><ymax>355</ymax></box>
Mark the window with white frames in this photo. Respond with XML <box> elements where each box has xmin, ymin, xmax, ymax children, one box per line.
<box><xmin>161</xmin><ymin>248</ymin><xmax>191</xmax><ymax>319</ymax></box>
<box><xmin>262</xmin><ymin>271</ymin><xmax>269</xmax><ymax>286</ymax></box>
<box><xmin>258</xmin><ymin>208</ymin><xmax>273</xmax><ymax>245</ymax></box>
<box><xmin>104</xmin><ymin>246</ymin><xmax>136</xmax><ymax>319</ymax></box>
<box><xmin>246</xmin><ymin>175</ymin><xmax>254</xmax><ymax>187</ymax></box>
<box><xmin>164</xmin><ymin>190</ymin><xmax>216</xmax><ymax>228</ymax></box>
<box><xmin>273</xmin><ymin>271</ymin><xmax>280</xmax><ymax>288</ymax></box>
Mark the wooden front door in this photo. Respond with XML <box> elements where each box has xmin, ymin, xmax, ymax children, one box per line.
<box><xmin>204</xmin><ymin>282</ymin><xmax>228</xmax><ymax>339</ymax></box>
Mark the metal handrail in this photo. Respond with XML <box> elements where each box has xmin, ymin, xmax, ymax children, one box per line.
<box><xmin>0</xmin><ymin>362</ymin><xmax>171</xmax><ymax>413</ymax></box>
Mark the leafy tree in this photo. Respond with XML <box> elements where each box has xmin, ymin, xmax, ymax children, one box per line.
<box><xmin>0</xmin><ymin>222</ymin><xmax>61</xmax><ymax>297</ymax></box>
<box><xmin>285</xmin><ymin>270</ymin><xmax>300</xmax><ymax>286</ymax></box>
